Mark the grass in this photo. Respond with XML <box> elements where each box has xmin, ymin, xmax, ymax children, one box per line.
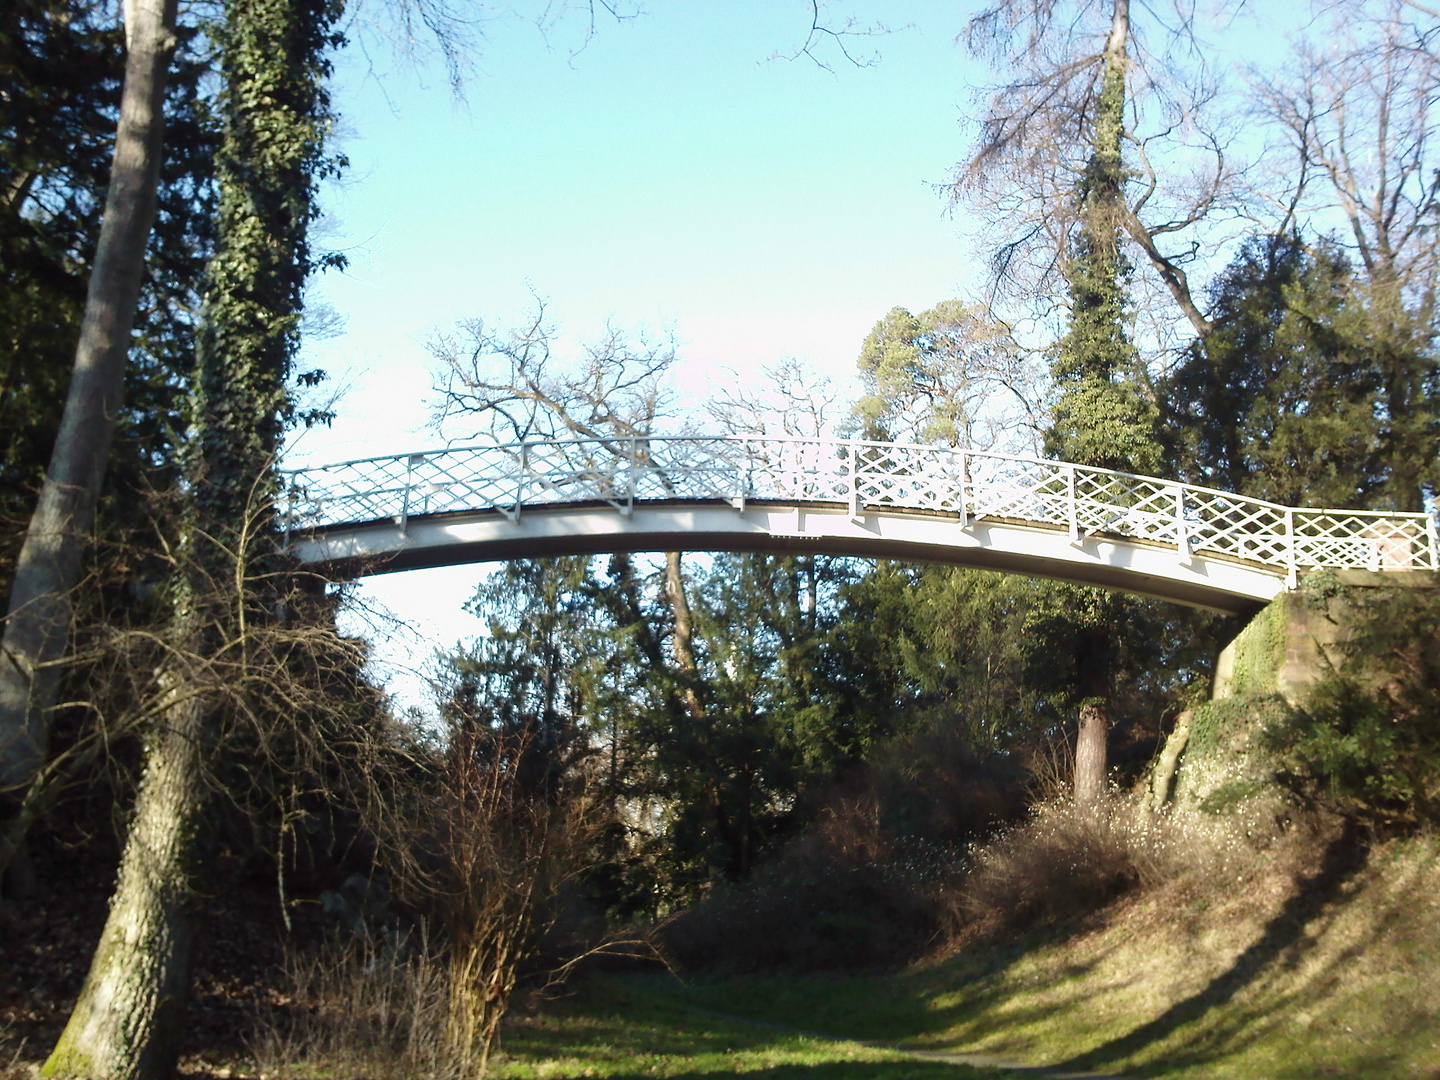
<box><xmin>654</xmin><ymin>832</ymin><xmax>1440</xmax><ymax>1080</ymax></box>
<box><xmin>491</xmin><ymin>982</ymin><xmax>1034</xmax><ymax>1080</ymax></box>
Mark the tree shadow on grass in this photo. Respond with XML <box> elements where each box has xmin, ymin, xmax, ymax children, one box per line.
<box><xmin>602</xmin><ymin>1063</ymin><xmax>1032</xmax><ymax>1080</ymax></box>
<box><xmin>1059</xmin><ymin>820</ymin><xmax>1371</xmax><ymax>1074</ymax></box>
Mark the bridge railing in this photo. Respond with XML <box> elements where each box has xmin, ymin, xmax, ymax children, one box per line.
<box><xmin>280</xmin><ymin>436</ymin><xmax>1439</xmax><ymax>578</ymax></box>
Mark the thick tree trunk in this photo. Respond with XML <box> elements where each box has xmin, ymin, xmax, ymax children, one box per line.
<box><xmin>0</xmin><ymin>0</ymin><xmax>179</xmax><ymax>817</ymax></box>
<box><xmin>41</xmin><ymin>675</ymin><xmax>209</xmax><ymax>1080</ymax></box>
<box><xmin>1073</xmin><ymin>703</ymin><xmax>1109</xmax><ymax>807</ymax></box>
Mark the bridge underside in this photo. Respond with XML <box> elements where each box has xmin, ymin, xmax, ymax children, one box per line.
<box><xmin>292</xmin><ymin>500</ymin><xmax>1286</xmax><ymax>615</ymax></box>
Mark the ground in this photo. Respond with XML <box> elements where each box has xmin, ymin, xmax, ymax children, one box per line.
<box><xmin>5</xmin><ymin>814</ymin><xmax>1440</xmax><ymax>1079</ymax></box>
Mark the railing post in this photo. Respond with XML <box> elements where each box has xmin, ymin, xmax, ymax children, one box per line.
<box><xmin>847</xmin><ymin>440</ymin><xmax>860</xmax><ymax>520</ymax></box>
<box><xmin>397</xmin><ymin>453</ymin><xmax>422</xmax><ymax>534</ymax></box>
<box><xmin>1173</xmin><ymin>484</ymin><xmax>1190</xmax><ymax>564</ymax></box>
<box><xmin>734</xmin><ymin>438</ymin><xmax>750</xmax><ymax>512</ymax></box>
<box><xmin>512</xmin><ymin>440</ymin><xmax>528</xmax><ymax>522</ymax></box>
<box><xmin>1066</xmin><ymin>465</ymin><xmax>1080</xmax><ymax>544</ymax></box>
<box><xmin>957</xmin><ymin>449</ymin><xmax>969</xmax><ymax>529</ymax></box>
<box><xmin>1285</xmin><ymin>508</ymin><xmax>1298</xmax><ymax>588</ymax></box>
<box><xmin>625</xmin><ymin>436</ymin><xmax>637</xmax><ymax>517</ymax></box>
<box><xmin>1427</xmin><ymin>513</ymin><xmax>1439</xmax><ymax>571</ymax></box>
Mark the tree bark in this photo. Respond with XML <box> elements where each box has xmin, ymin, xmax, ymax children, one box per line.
<box><xmin>41</xmin><ymin>674</ymin><xmax>209</xmax><ymax>1079</ymax></box>
<box><xmin>1149</xmin><ymin>708</ymin><xmax>1192</xmax><ymax>812</ymax></box>
<box><xmin>1073</xmin><ymin>702</ymin><xmax>1109</xmax><ymax>808</ymax></box>
<box><xmin>0</xmin><ymin>0</ymin><xmax>179</xmax><ymax>805</ymax></box>
<box><xmin>664</xmin><ymin>550</ymin><xmax>703</xmax><ymax>720</ymax></box>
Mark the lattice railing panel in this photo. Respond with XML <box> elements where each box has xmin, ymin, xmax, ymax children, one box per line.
<box><xmin>281</xmin><ymin>436</ymin><xmax>1438</xmax><ymax>578</ymax></box>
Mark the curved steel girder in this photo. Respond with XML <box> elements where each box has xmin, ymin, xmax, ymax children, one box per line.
<box><xmin>291</xmin><ymin>500</ymin><xmax>1286</xmax><ymax>615</ymax></box>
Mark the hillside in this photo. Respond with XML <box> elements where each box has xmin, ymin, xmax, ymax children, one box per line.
<box><xmin>667</xmin><ymin>824</ymin><xmax>1440</xmax><ymax>1079</ymax></box>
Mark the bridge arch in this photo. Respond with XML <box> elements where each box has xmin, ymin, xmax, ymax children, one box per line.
<box><xmin>282</xmin><ymin>436</ymin><xmax>1437</xmax><ymax>617</ymax></box>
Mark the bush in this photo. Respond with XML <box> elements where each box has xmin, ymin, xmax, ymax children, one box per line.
<box><xmin>957</xmin><ymin>799</ymin><xmax>1262</xmax><ymax>933</ymax></box>
<box><xmin>660</xmin><ymin>830</ymin><xmax>949</xmax><ymax>974</ymax></box>
<box><xmin>251</xmin><ymin>930</ymin><xmax>453</xmax><ymax>1080</ymax></box>
<box><xmin>1265</xmin><ymin>677</ymin><xmax>1440</xmax><ymax>829</ymax></box>
<box><xmin>660</xmin><ymin>717</ymin><xmax>1027</xmax><ymax>974</ymax></box>
<box><xmin>1262</xmin><ymin>586</ymin><xmax>1440</xmax><ymax>830</ymax></box>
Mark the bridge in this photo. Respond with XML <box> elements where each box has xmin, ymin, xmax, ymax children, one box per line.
<box><xmin>281</xmin><ymin>435</ymin><xmax>1438</xmax><ymax>616</ymax></box>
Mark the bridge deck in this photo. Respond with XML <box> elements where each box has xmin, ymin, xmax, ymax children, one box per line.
<box><xmin>282</xmin><ymin>436</ymin><xmax>1437</xmax><ymax>614</ymax></box>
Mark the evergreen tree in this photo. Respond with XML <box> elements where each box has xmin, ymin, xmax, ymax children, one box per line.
<box><xmin>1162</xmin><ymin>235</ymin><xmax>1385</xmax><ymax>508</ymax></box>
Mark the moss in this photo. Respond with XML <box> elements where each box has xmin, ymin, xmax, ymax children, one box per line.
<box><xmin>1176</xmin><ymin>695</ymin><xmax>1295</xmax><ymax>811</ymax></box>
<box><xmin>39</xmin><ymin>1036</ymin><xmax>92</xmax><ymax>1078</ymax></box>
<box><xmin>1224</xmin><ymin>597</ymin><xmax>1289</xmax><ymax>698</ymax></box>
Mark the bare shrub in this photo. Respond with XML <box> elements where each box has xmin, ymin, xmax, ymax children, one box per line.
<box><xmin>661</xmin><ymin>714</ymin><xmax>1030</xmax><ymax>974</ymax></box>
<box><xmin>660</xmin><ymin>826</ymin><xmax>948</xmax><ymax>974</ymax></box>
<box><xmin>430</xmin><ymin>721</ymin><xmax>597</xmax><ymax>1076</ymax></box>
<box><xmin>251</xmin><ymin>930</ymin><xmax>451</xmax><ymax>1080</ymax></box>
<box><xmin>958</xmin><ymin>798</ymin><xmax>1268</xmax><ymax>934</ymax></box>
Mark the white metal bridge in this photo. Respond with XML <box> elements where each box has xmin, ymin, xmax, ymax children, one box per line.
<box><xmin>281</xmin><ymin>435</ymin><xmax>1438</xmax><ymax>615</ymax></box>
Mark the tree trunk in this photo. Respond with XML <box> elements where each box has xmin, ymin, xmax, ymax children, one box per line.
<box><xmin>1073</xmin><ymin>702</ymin><xmax>1109</xmax><ymax>808</ymax></box>
<box><xmin>1148</xmin><ymin>708</ymin><xmax>1192</xmax><ymax>812</ymax></box>
<box><xmin>664</xmin><ymin>550</ymin><xmax>703</xmax><ymax>719</ymax></box>
<box><xmin>0</xmin><ymin>0</ymin><xmax>179</xmax><ymax>827</ymax></box>
<box><xmin>41</xmin><ymin>676</ymin><xmax>209</xmax><ymax>1080</ymax></box>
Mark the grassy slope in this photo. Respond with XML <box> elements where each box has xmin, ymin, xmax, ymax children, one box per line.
<box><xmin>664</xmin><ymin>833</ymin><xmax>1440</xmax><ymax>1080</ymax></box>
<box><xmin>492</xmin><ymin>984</ymin><xmax>1030</xmax><ymax>1080</ymax></box>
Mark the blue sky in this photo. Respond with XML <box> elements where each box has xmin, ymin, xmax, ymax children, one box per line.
<box><xmin>292</xmin><ymin>2</ymin><xmax>1001</xmax><ymax>707</ymax></box>
<box><xmin>293</xmin><ymin>1</ymin><xmax>988</xmax><ymax>464</ymax></box>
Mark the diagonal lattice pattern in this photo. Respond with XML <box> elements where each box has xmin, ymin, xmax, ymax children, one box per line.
<box><xmin>281</xmin><ymin>436</ymin><xmax>1439</xmax><ymax>578</ymax></box>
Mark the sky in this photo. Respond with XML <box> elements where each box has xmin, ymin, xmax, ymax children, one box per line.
<box><xmin>288</xmin><ymin>3</ymin><xmax>1009</xmax><ymax>708</ymax></box>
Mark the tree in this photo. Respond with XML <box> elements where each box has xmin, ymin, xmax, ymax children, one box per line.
<box><xmin>41</xmin><ymin>0</ymin><xmax>344</xmax><ymax>1070</ymax></box>
<box><xmin>955</xmin><ymin>0</ymin><xmax>1249</xmax><ymax>349</ymax></box>
<box><xmin>1162</xmin><ymin>234</ymin><xmax>1388</xmax><ymax>508</ymax></box>
<box><xmin>1254</xmin><ymin>0</ymin><xmax>1440</xmax><ymax>511</ymax></box>
<box><xmin>0</xmin><ymin>0</ymin><xmax>222</xmax><ymax>897</ymax></box>
<box><xmin>424</xmin><ymin>560</ymin><xmax>601</xmax><ymax>1074</ymax></box>
<box><xmin>429</xmin><ymin>306</ymin><xmax>706</xmax><ymax>712</ymax></box>
<box><xmin>0</xmin><ymin>0</ymin><xmax>182</xmax><ymax>845</ymax></box>
<box><xmin>851</xmin><ymin>301</ymin><xmax>1041</xmax><ymax>452</ymax></box>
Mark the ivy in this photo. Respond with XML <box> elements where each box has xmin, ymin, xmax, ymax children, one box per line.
<box><xmin>188</xmin><ymin>0</ymin><xmax>345</xmax><ymax>545</ymax></box>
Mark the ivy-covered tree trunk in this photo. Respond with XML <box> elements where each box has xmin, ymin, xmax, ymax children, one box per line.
<box><xmin>1043</xmin><ymin>0</ymin><xmax>1156</xmax><ymax>808</ymax></box>
<box><xmin>0</xmin><ymin>0</ymin><xmax>178</xmax><ymax>846</ymax></box>
<box><xmin>41</xmin><ymin>0</ymin><xmax>340</xmax><ymax>1072</ymax></box>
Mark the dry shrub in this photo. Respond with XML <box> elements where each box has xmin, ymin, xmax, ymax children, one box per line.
<box><xmin>430</xmin><ymin>722</ymin><xmax>597</xmax><ymax>1077</ymax></box>
<box><xmin>958</xmin><ymin>797</ymin><xmax>1270</xmax><ymax>934</ymax></box>
<box><xmin>660</xmin><ymin>826</ymin><xmax>948</xmax><ymax>974</ymax></box>
<box><xmin>662</xmin><ymin>717</ymin><xmax>1029</xmax><ymax>974</ymax></box>
<box><xmin>250</xmin><ymin>930</ymin><xmax>452</xmax><ymax>1080</ymax></box>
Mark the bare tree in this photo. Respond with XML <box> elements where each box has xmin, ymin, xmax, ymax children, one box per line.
<box><xmin>954</xmin><ymin>0</ymin><xmax>1252</xmax><ymax>355</ymax></box>
<box><xmin>1253</xmin><ymin>0</ymin><xmax>1440</xmax><ymax>510</ymax></box>
<box><xmin>39</xmin><ymin>483</ymin><xmax>398</xmax><ymax>1077</ymax></box>
<box><xmin>429</xmin><ymin>304</ymin><xmax>704</xmax><ymax>713</ymax></box>
<box><xmin>705</xmin><ymin>356</ymin><xmax>846</xmax><ymax>439</ymax></box>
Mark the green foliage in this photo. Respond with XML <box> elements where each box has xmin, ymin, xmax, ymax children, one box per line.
<box><xmin>189</xmin><ymin>0</ymin><xmax>345</xmax><ymax>536</ymax></box>
<box><xmin>1263</xmin><ymin>587</ymin><xmax>1440</xmax><ymax>828</ymax></box>
<box><xmin>1045</xmin><ymin>47</ymin><xmax>1159</xmax><ymax>476</ymax></box>
<box><xmin>1161</xmin><ymin>236</ymin><xmax>1407</xmax><ymax>508</ymax></box>
<box><xmin>852</xmin><ymin>302</ymin><xmax>1021</xmax><ymax>447</ymax></box>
